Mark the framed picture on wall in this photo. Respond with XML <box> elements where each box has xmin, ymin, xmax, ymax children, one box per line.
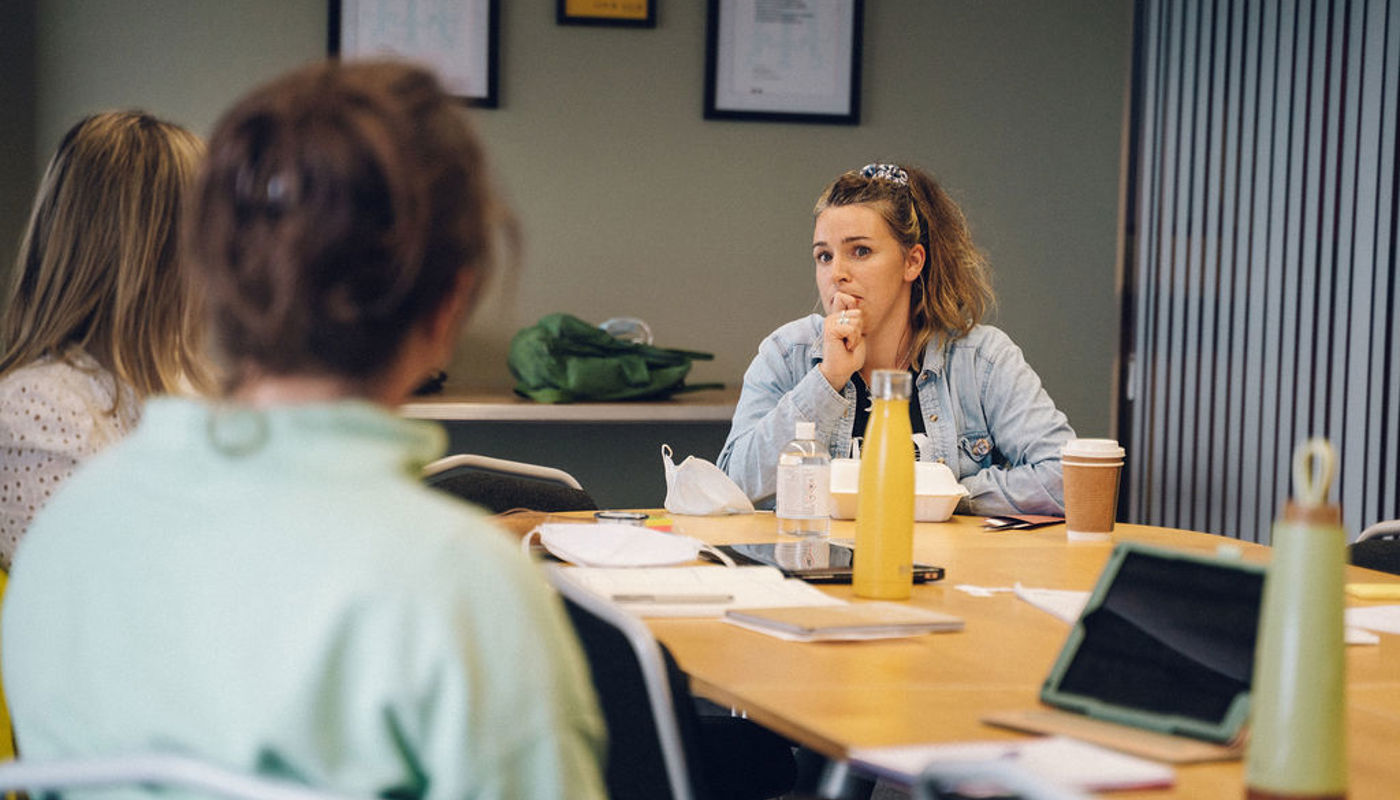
<box><xmin>557</xmin><ymin>0</ymin><xmax>657</xmax><ymax>28</ymax></box>
<box><xmin>704</xmin><ymin>0</ymin><xmax>862</xmax><ymax>124</ymax></box>
<box><xmin>328</xmin><ymin>0</ymin><xmax>500</xmax><ymax>108</ymax></box>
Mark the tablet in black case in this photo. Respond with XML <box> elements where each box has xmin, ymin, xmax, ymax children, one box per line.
<box><xmin>1039</xmin><ymin>541</ymin><xmax>1265</xmax><ymax>744</ymax></box>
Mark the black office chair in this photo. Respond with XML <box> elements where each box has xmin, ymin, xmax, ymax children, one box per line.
<box><xmin>545</xmin><ymin>567</ymin><xmax>796</xmax><ymax>800</ymax></box>
<box><xmin>422</xmin><ymin>454</ymin><xmax>598</xmax><ymax>513</ymax></box>
<box><xmin>0</xmin><ymin>753</ymin><xmax>362</xmax><ymax>800</ymax></box>
<box><xmin>1349</xmin><ymin>520</ymin><xmax>1400</xmax><ymax>576</ymax></box>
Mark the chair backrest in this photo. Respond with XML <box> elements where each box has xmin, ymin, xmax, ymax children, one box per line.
<box><xmin>912</xmin><ymin>761</ymin><xmax>1089</xmax><ymax>800</ymax></box>
<box><xmin>422</xmin><ymin>454</ymin><xmax>597</xmax><ymax>513</ymax></box>
<box><xmin>545</xmin><ymin>566</ymin><xmax>701</xmax><ymax>800</ymax></box>
<box><xmin>0</xmin><ymin>754</ymin><xmax>361</xmax><ymax>800</ymax></box>
<box><xmin>1350</xmin><ymin>519</ymin><xmax>1400</xmax><ymax>575</ymax></box>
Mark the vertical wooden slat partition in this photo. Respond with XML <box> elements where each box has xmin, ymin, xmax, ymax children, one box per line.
<box><xmin>1122</xmin><ymin>0</ymin><xmax>1399</xmax><ymax>542</ymax></box>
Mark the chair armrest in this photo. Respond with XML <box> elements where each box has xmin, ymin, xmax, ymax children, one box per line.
<box><xmin>1358</xmin><ymin>520</ymin><xmax>1400</xmax><ymax>542</ymax></box>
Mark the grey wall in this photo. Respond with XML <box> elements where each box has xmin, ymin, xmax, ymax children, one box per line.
<box><xmin>3</xmin><ymin>0</ymin><xmax>1131</xmax><ymax>443</ymax></box>
<box><xmin>30</xmin><ymin>0</ymin><xmax>329</xmax><ymax>164</ymax></box>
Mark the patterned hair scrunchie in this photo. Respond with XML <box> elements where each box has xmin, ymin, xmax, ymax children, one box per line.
<box><xmin>859</xmin><ymin>163</ymin><xmax>909</xmax><ymax>185</ymax></box>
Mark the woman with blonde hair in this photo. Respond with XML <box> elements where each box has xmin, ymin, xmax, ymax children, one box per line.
<box><xmin>0</xmin><ymin>111</ymin><xmax>208</xmax><ymax>567</ymax></box>
<box><xmin>719</xmin><ymin>163</ymin><xmax>1075</xmax><ymax>514</ymax></box>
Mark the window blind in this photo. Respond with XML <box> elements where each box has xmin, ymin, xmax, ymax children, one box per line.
<box><xmin>1122</xmin><ymin>0</ymin><xmax>1399</xmax><ymax>541</ymax></box>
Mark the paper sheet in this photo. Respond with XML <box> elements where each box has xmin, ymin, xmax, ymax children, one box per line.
<box><xmin>957</xmin><ymin>583</ymin><xmax>1382</xmax><ymax>645</ymax></box>
<box><xmin>555</xmin><ymin>565</ymin><xmax>844</xmax><ymax>618</ymax></box>
<box><xmin>953</xmin><ymin>584</ymin><xmax>1015</xmax><ymax>598</ymax></box>
<box><xmin>850</xmin><ymin>735</ymin><xmax>1174</xmax><ymax>791</ymax></box>
<box><xmin>1013</xmin><ymin>584</ymin><xmax>1089</xmax><ymax>623</ymax></box>
<box><xmin>1346</xmin><ymin>605</ymin><xmax>1400</xmax><ymax>635</ymax></box>
<box><xmin>953</xmin><ymin>584</ymin><xmax>1090</xmax><ymax>622</ymax></box>
<box><xmin>1347</xmin><ymin>626</ymin><xmax>1382</xmax><ymax>645</ymax></box>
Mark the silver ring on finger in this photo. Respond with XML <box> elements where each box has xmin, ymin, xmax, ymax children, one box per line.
<box><xmin>838</xmin><ymin>311</ymin><xmax>849</xmax><ymax>326</ymax></box>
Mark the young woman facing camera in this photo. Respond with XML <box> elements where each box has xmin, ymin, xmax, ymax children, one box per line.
<box><xmin>719</xmin><ymin>163</ymin><xmax>1074</xmax><ymax>515</ymax></box>
<box><xmin>0</xmin><ymin>111</ymin><xmax>209</xmax><ymax>568</ymax></box>
<box><xmin>2</xmin><ymin>62</ymin><xmax>606</xmax><ymax>799</ymax></box>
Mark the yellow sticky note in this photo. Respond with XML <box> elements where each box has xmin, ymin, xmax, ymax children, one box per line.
<box><xmin>1346</xmin><ymin>583</ymin><xmax>1400</xmax><ymax>600</ymax></box>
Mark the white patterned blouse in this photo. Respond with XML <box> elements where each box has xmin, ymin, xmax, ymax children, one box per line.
<box><xmin>0</xmin><ymin>350</ymin><xmax>139</xmax><ymax>570</ymax></box>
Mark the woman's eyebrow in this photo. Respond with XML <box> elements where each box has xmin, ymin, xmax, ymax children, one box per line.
<box><xmin>812</xmin><ymin>235</ymin><xmax>874</xmax><ymax>249</ymax></box>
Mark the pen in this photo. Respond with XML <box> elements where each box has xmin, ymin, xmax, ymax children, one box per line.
<box><xmin>611</xmin><ymin>593</ymin><xmax>735</xmax><ymax>604</ymax></box>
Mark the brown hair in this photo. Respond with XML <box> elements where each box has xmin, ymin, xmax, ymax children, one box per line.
<box><xmin>0</xmin><ymin>111</ymin><xmax>210</xmax><ymax>400</ymax></box>
<box><xmin>187</xmin><ymin>60</ymin><xmax>508</xmax><ymax>390</ymax></box>
<box><xmin>814</xmin><ymin>164</ymin><xmax>994</xmax><ymax>363</ymax></box>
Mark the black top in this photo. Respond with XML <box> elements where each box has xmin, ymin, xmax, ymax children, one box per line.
<box><xmin>850</xmin><ymin>370</ymin><xmax>926</xmax><ymax>450</ymax></box>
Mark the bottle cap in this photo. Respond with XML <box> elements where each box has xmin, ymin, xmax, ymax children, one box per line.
<box><xmin>795</xmin><ymin>420</ymin><xmax>816</xmax><ymax>440</ymax></box>
<box><xmin>870</xmin><ymin>369</ymin><xmax>912</xmax><ymax>400</ymax></box>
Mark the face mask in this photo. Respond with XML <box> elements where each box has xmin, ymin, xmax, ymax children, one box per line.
<box><xmin>661</xmin><ymin>444</ymin><xmax>755</xmax><ymax>516</ymax></box>
<box><xmin>524</xmin><ymin>522</ymin><xmax>732</xmax><ymax>567</ymax></box>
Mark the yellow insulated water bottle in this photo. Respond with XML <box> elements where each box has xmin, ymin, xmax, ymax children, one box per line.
<box><xmin>1245</xmin><ymin>438</ymin><xmax>1347</xmax><ymax>800</ymax></box>
<box><xmin>853</xmin><ymin>369</ymin><xmax>915</xmax><ymax>600</ymax></box>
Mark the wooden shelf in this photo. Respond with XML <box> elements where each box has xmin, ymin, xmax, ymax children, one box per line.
<box><xmin>400</xmin><ymin>387</ymin><xmax>740</xmax><ymax>423</ymax></box>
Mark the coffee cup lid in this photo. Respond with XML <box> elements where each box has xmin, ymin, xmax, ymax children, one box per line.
<box><xmin>1062</xmin><ymin>438</ymin><xmax>1125</xmax><ymax>459</ymax></box>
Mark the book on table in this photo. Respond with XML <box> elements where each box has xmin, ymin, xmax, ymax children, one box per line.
<box><xmin>725</xmin><ymin>602</ymin><xmax>963</xmax><ymax>641</ymax></box>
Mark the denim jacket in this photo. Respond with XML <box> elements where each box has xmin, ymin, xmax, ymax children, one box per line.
<box><xmin>717</xmin><ymin>315</ymin><xmax>1075</xmax><ymax>515</ymax></box>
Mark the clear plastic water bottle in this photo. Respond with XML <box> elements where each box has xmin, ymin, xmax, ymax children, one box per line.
<box><xmin>776</xmin><ymin>421</ymin><xmax>831</xmax><ymax>537</ymax></box>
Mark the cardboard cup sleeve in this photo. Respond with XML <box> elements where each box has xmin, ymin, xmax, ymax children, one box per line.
<box><xmin>1061</xmin><ymin>439</ymin><xmax>1125</xmax><ymax>541</ymax></box>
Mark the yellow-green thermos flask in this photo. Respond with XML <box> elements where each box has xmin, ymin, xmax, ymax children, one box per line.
<box><xmin>1245</xmin><ymin>439</ymin><xmax>1346</xmax><ymax>800</ymax></box>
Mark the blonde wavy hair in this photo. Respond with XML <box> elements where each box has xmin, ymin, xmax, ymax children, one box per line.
<box><xmin>814</xmin><ymin>164</ymin><xmax>994</xmax><ymax>366</ymax></box>
<box><xmin>0</xmin><ymin>111</ymin><xmax>211</xmax><ymax>401</ymax></box>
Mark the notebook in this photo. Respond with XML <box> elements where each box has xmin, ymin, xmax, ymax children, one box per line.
<box><xmin>725</xmin><ymin>602</ymin><xmax>963</xmax><ymax>641</ymax></box>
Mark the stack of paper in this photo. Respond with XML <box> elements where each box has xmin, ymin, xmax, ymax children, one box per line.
<box><xmin>850</xmin><ymin>735</ymin><xmax>1174</xmax><ymax>792</ymax></box>
<box><xmin>554</xmin><ymin>565</ymin><xmax>844</xmax><ymax>617</ymax></box>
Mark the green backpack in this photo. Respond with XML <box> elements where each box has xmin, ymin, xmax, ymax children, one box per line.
<box><xmin>508</xmin><ymin>313</ymin><xmax>723</xmax><ymax>403</ymax></box>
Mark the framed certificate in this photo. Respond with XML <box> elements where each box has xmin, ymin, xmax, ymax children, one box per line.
<box><xmin>329</xmin><ymin>0</ymin><xmax>500</xmax><ymax>108</ymax></box>
<box><xmin>704</xmin><ymin>0</ymin><xmax>863</xmax><ymax>125</ymax></box>
<box><xmin>557</xmin><ymin>0</ymin><xmax>657</xmax><ymax>28</ymax></box>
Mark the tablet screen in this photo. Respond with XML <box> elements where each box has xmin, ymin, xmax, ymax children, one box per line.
<box><xmin>718</xmin><ymin>542</ymin><xmax>944</xmax><ymax>584</ymax></box>
<box><xmin>1040</xmin><ymin>543</ymin><xmax>1264</xmax><ymax>742</ymax></box>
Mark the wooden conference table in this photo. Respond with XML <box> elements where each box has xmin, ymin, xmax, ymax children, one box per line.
<box><xmin>626</xmin><ymin>512</ymin><xmax>1400</xmax><ymax>799</ymax></box>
